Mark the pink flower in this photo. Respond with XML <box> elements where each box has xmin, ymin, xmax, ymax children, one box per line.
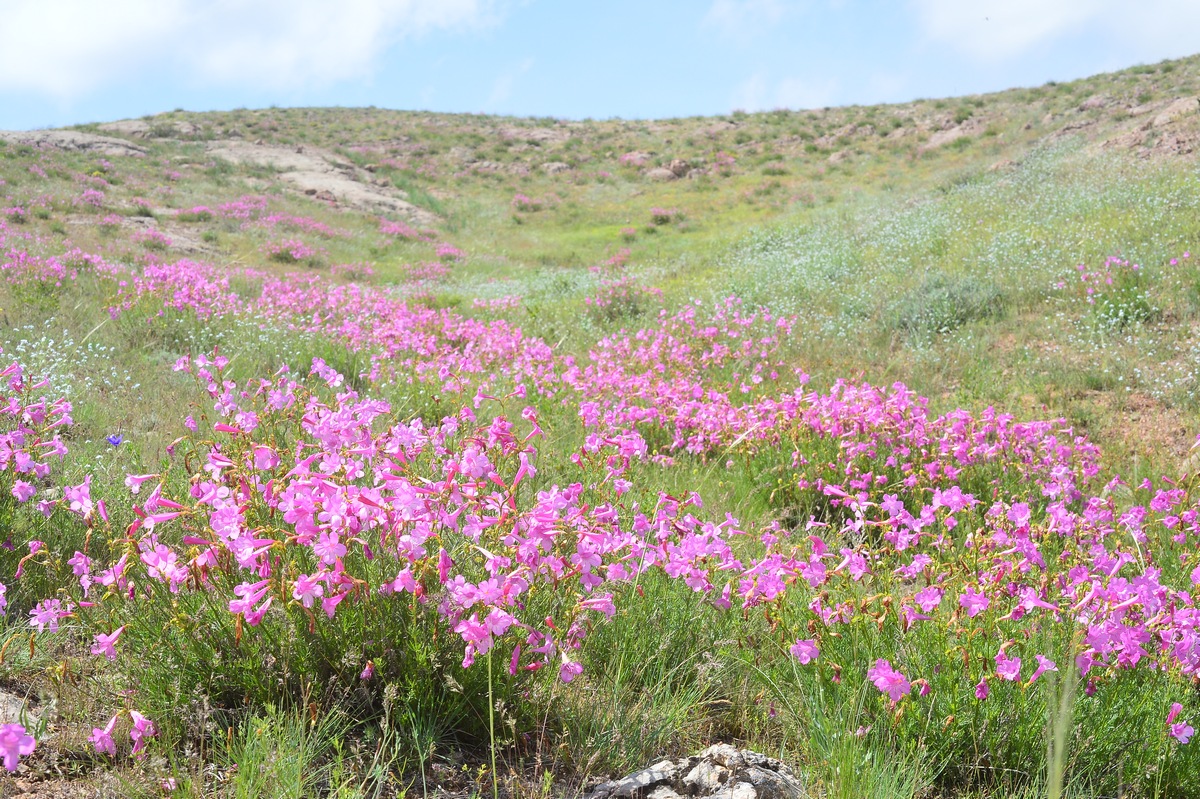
<box><xmin>252</xmin><ymin>446</ymin><xmax>280</xmax><ymax>471</ymax></box>
<box><xmin>129</xmin><ymin>711</ymin><xmax>156</xmax><ymax>757</ymax></box>
<box><xmin>579</xmin><ymin>593</ymin><xmax>616</xmax><ymax>618</ymax></box>
<box><xmin>0</xmin><ymin>723</ymin><xmax>35</xmax><ymax>771</ymax></box>
<box><xmin>312</xmin><ymin>531</ymin><xmax>346</xmax><ymax>565</ymax></box>
<box><xmin>89</xmin><ymin>714</ymin><xmax>118</xmax><ymax>756</ymax></box>
<box><xmin>867</xmin><ymin>659</ymin><xmax>911</xmax><ymax>702</ymax></box>
<box><xmin>559</xmin><ymin>660</ymin><xmax>583</xmax><ymax>683</ymax></box>
<box><xmin>29</xmin><ymin>598</ymin><xmax>70</xmax><ymax>633</ymax></box>
<box><xmin>292</xmin><ymin>573</ymin><xmax>325</xmax><ymax>608</ymax></box>
<box><xmin>913</xmin><ymin>586</ymin><xmax>943</xmax><ymax>613</ymax></box>
<box><xmin>789</xmin><ymin>638</ymin><xmax>819</xmax><ymax>664</ymax></box>
<box><xmin>124</xmin><ymin>473</ymin><xmax>158</xmax><ymax>494</ymax></box>
<box><xmin>90</xmin><ymin>626</ymin><xmax>125</xmax><ymax>661</ymax></box>
<box><xmin>974</xmin><ymin>679</ymin><xmax>989</xmax><ymax>700</ymax></box>
<box><xmin>1027</xmin><ymin>654</ymin><xmax>1057</xmax><ymax>685</ymax></box>
<box><xmin>228</xmin><ymin>579</ymin><xmax>270</xmax><ymax>616</ymax></box>
<box><xmin>10</xmin><ymin>480</ymin><xmax>35</xmax><ymax>503</ymax></box>
<box><xmin>1169</xmin><ymin>703</ymin><xmax>1193</xmax><ymax>743</ymax></box>
<box><xmin>958</xmin><ymin>586</ymin><xmax>989</xmax><ymax>617</ymax></box>
<box><xmin>995</xmin><ymin>650</ymin><xmax>1022</xmax><ymax>682</ymax></box>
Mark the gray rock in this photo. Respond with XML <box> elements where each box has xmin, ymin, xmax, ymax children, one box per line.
<box><xmin>608</xmin><ymin>765</ymin><xmax>674</xmax><ymax>798</ymax></box>
<box><xmin>542</xmin><ymin>161</ymin><xmax>571</xmax><ymax>174</ymax></box>
<box><xmin>1153</xmin><ymin>97</ymin><xmax>1199</xmax><ymax>128</ymax></box>
<box><xmin>0</xmin><ymin>690</ymin><xmax>37</xmax><ymax>726</ymax></box>
<box><xmin>710</xmin><ymin>783</ymin><xmax>757</xmax><ymax>799</ymax></box>
<box><xmin>205</xmin><ymin>140</ymin><xmax>437</xmax><ymax>225</ymax></box>
<box><xmin>585</xmin><ymin>745</ymin><xmax>803</xmax><ymax>799</ymax></box>
<box><xmin>645</xmin><ymin>167</ymin><xmax>677</xmax><ymax>181</ymax></box>
<box><xmin>647</xmin><ymin>787</ymin><xmax>684</xmax><ymax>799</ymax></box>
<box><xmin>98</xmin><ymin>119</ymin><xmax>201</xmax><ymax>139</ymax></box>
<box><xmin>684</xmin><ymin>760</ymin><xmax>731</xmax><ymax>793</ymax></box>
<box><xmin>0</xmin><ymin>129</ymin><xmax>147</xmax><ymax>157</ymax></box>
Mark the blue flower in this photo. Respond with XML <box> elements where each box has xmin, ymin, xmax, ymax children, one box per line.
<box><xmin>106</xmin><ymin>434</ymin><xmax>123</xmax><ymax>447</ymax></box>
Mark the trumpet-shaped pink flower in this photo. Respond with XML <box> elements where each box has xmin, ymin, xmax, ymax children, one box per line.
<box><xmin>0</xmin><ymin>723</ymin><xmax>35</xmax><ymax>771</ymax></box>
<box><xmin>995</xmin><ymin>650</ymin><xmax>1022</xmax><ymax>682</ymax></box>
<box><xmin>867</xmin><ymin>659</ymin><xmax>911</xmax><ymax>702</ymax></box>
<box><xmin>29</xmin><ymin>598</ymin><xmax>70</xmax><ymax>633</ymax></box>
<box><xmin>959</xmin><ymin>586</ymin><xmax>989</xmax><ymax>617</ymax></box>
<box><xmin>129</xmin><ymin>711</ymin><xmax>156</xmax><ymax>757</ymax></box>
<box><xmin>1028</xmin><ymin>654</ymin><xmax>1057</xmax><ymax>685</ymax></box>
<box><xmin>90</xmin><ymin>626</ymin><xmax>125</xmax><ymax>661</ymax></box>
<box><xmin>89</xmin><ymin>714</ymin><xmax>119</xmax><ymax>756</ymax></box>
<box><xmin>789</xmin><ymin>638</ymin><xmax>819</xmax><ymax>664</ymax></box>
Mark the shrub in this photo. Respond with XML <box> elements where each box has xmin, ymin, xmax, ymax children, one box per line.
<box><xmin>888</xmin><ymin>274</ymin><xmax>1007</xmax><ymax>336</ymax></box>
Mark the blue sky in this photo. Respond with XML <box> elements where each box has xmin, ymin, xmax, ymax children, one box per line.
<box><xmin>2</xmin><ymin>0</ymin><xmax>1198</xmax><ymax>130</ymax></box>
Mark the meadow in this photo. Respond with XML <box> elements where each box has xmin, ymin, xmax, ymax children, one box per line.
<box><xmin>0</xmin><ymin>54</ymin><xmax>1198</xmax><ymax>798</ymax></box>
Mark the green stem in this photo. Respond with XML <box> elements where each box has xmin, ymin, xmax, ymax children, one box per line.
<box><xmin>489</xmin><ymin>649</ymin><xmax>499</xmax><ymax>799</ymax></box>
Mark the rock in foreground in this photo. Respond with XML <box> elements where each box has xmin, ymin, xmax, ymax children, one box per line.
<box><xmin>583</xmin><ymin>744</ymin><xmax>804</xmax><ymax>799</ymax></box>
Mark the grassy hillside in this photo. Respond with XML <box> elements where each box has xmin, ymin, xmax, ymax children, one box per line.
<box><xmin>0</xmin><ymin>54</ymin><xmax>1196</xmax><ymax>797</ymax></box>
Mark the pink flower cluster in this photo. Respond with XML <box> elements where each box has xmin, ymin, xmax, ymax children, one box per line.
<box><xmin>254</xmin><ymin>213</ymin><xmax>347</xmax><ymax>239</ymax></box>
<box><xmin>0</xmin><ymin>355</ymin><xmax>72</xmax><ymax>506</ymax></box>
<box><xmin>37</xmin><ymin>352</ymin><xmax>751</xmax><ymax>696</ymax></box>
<box><xmin>132</xmin><ymin>228</ymin><xmax>172</xmax><ymax>251</ymax></box>
<box><xmin>262</xmin><ymin>239</ymin><xmax>325</xmax><ymax>263</ymax></box>
<box><xmin>175</xmin><ymin>206</ymin><xmax>213</xmax><ymax>222</ymax></box>
<box><xmin>379</xmin><ymin>218</ymin><xmax>426</xmax><ymax>240</ymax></box>
<box><xmin>330</xmin><ymin>262</ymin><xmax>375</xmax><ymax>280</ymax></box>
<box><xmin>511</xmin><ymin>193</ymin><xmax>543</xmax><ymax>212</ymax></box>
<box><xmin>435</xmin><ymin>243</ymin><xmax>465</xmax><ymax>261</ymax></box>
<box><xmin>649</xmin><ymin>207</ymin><xmax>680</xmax><ymax>226</ymax></box>
<box><xmin>216</xmin><ymin>195</ymin><xmax>269</xmax><ymax>221</ymax></box>
<box><xmin>75</xmin><ymin>189</ymin><xmax>106</xmax><ymax>208</ymax></box>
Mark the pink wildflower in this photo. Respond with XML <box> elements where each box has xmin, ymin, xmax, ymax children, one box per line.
<box><xmin>90</xmin><ymin>626</ymin><xmax>125</xmax><ymax>661</ymax></box>
<box><xmin>89</xmin><ymin>714</ymin><xmax>119</xmax><ymax>756</ymax></box>
<box><xmin>0</xmin><ymin>724</ymin><xmax>35</xmax><ymax>771</ymax></box>
<box><xmin>867</xmin><ymin>659</ymin><xmax>911</xmax><ymax>702</ymax></box>
<box><xmin>789</xmin><ymin>638</ymin><xmax>819</xmax><ymax>664</ymax></box>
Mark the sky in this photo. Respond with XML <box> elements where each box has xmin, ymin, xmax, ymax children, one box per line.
<box><xmin>1</xmin><ymin>0</ymin><xmax>1198</xmax><ymax>130</ymax></box>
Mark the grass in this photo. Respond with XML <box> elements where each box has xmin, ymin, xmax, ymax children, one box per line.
<box><xmin>0</xmin><ymin>51</ymin><xmax>1198</xmax><ymax>798</ymax></box>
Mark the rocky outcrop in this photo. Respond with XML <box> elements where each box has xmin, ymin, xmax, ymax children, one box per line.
<box><xmin>583</xmin><ymin>745</ymin><xmax>804</xmax><ymax>799</ymax></box>
<box><xmin>205</xmin><ymin>140</ymin><xmax>438</xmax><ymax>225</ymax></box>
<box><xmin>0</xmin><ymin>130</ymin><xmax>147</xmax><ymax>157</ymax></box>
<box><xmin>667</xmin><ymin>159</ymin><xmax>690</xmax><ymax>177</ymax></box>
<box><xmin>98</xmin><ymin>119</ymin><xmax>202</xmax><ymax>139</ymax></box>
<box><xmin>1152</xmin><ymin>97</ymin><xmax>1199</xmax><ymax>129</ymax></box>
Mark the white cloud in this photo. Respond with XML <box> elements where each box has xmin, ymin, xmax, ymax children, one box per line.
<box><xmin>775</xmin><ymin>76</ymin><xmax>839</xmax><ymax>110</ymax></box>
<box><xmin>911</xmin><ymin>0</ymin><xmax>1200</xmax><ymax>62</ymax></box>
<box><xmin>703</xmin><ymin>0</ymin><xmax>789</xmax><ymax>38</ymax></box>
<box><xmin>484</xmin><ymin>57</ymin><xmax>533</xmax><ymax>109</ymax></box>
<box><xmin>0</xmin><ymin>0</ymin><xmax>503</xmax><ymax>98</ymax></box>
<box><xmin>731</xmin><ymin>72</ymin><xmax>769</xmax><ymax>111</ymax></box>
<box><xmin>733</xmin><ymin>71</ymin><xmax>837</xmax><ymax>111</ymax></box>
